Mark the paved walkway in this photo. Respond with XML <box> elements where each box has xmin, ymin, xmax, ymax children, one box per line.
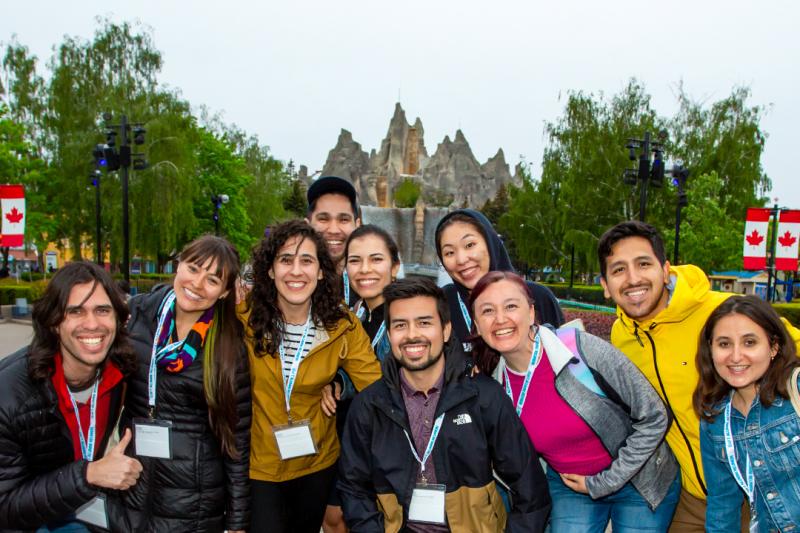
<box><xmin>0</xmin><ymin>322</ymin><xmax>32</xmax><ymax>359</ymax></box>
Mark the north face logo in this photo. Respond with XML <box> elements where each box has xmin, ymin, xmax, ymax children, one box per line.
<box><xmin>453</xmin><ymin>413</ymin><xmax>472</xmax><ymax>425</ymax></box>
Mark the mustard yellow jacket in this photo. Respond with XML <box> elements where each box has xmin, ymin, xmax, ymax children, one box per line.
<box><xmin>242</xmin><ymin>309</ymin><xmax>382</xmax><ymax>482</ymax></box>
<box><xmin>611</xmin><ymin>264</ymin><xmax>800</xmax><ymax>499</ymax></box>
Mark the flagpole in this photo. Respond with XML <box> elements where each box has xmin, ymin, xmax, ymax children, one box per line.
<box><xmin>767</xmin><ymin>203</ymin><xmax>779</xmax><ymax>302</ymax></box>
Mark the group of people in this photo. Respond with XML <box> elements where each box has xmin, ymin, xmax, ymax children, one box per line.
<box><xmin>1</xmin><ymin>175</ymin><xmax>799</xmax><ymax>533</ymax></box>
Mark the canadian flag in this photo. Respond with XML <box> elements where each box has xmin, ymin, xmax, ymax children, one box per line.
<box><xmin>0</xmin><ymin>185</ymin><xmax>25</xmax><ymax>247</ymax></box>
<box><xmin>743</xmin><ymin>207</ymin><xmax>770</xmax><ymax>270</ymax></box>
<box><xmin>776</xmin><ymin>210</ymin><xmax>800</xmax><ymax>272</ymax></box>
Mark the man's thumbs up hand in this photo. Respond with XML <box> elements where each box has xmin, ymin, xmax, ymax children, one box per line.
<box><xmin>86</xmin><ymin>429</ymin><xmax>143</xmax><ymax>490</ymax></box>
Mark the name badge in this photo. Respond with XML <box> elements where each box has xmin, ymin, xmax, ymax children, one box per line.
<box><xmin>133</xmin><ymin>418</ymin><xmax>173</xmax><ymax>459</ymax></box>
<box><xmin>408</xmin><ymin>483</ymin><xmax>446</xmax><ymax>525</ymax></box>
<box><xmin>75</xmin><ymin>494</ymin><xmax>108</xmax><ymax>529</ymax></box>
<box><xmin>273</xmin><ymin>420</ymin><xmax>318</xmax><ymax>460</ymax></box>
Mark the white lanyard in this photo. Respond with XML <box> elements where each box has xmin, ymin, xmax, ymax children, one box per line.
<box><xmin>723</xmin><ymin>396</ymin><xmax>755</xmax><ymax>505</ymax></box>
<box><xmin>279</xmin><ymin>315</ymin><xmax>313</xmax><ymax>415</ymax></box>
<box><xmin>148</xmin><ymin>291</ymin><xmax>184</xmax><ymax>411</ymax></box>
<box><xmin>67</xmin><ymin>379</ymin><xmax>100</xmax><ymax>461</ymax></box>
<box><xmin>503</xmin><ymin>332</ymin><xmax>543</xmax><ymax>416</ymax></box>
<box><xmin>456</xmin><ymin>292</ymin><xmax>472</xmax><ymax>332</ymax></box>
<box><xmin>343</xmin><ymin>271</ymin><xmax>350</xmax><ymax>305</ymax></box>
<box><xmin>403</xmin><ymin>413</ymin><xmax>445</xmax><ymax>476</ymax></box>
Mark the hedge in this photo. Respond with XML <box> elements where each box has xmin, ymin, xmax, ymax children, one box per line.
<box><xmin>0</xmin><ymin>281</ymin><xmax>47</xmax><ymax>305</ymax></box>
<box><xmin>544</xmin><ymin>284</ymin><xmax>614</xmax><ymax>307</ymax></box>
<box><xmin>772</xmin><ymin>303</ymin><xmax>800</xmax><ymax>326</ymax></box>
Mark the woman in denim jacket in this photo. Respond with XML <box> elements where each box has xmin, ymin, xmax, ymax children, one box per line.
<box><xmin>694</xmin><ymin>295</ymin><xmax>800</xmax><ymax>532</ymax></box>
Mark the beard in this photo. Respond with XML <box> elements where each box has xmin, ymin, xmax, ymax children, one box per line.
<box><xmin>394</xmin><ymin>340</ymin><xmax>445</xmax><ymax>372</ymax></box>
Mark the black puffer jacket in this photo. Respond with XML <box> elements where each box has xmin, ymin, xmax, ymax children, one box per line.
<box><xmin>0</xmin><ymin>349</ymin><xmax>124</xmax><ymax>532</ymax></box>
<box><xmin>119</xmin><ymin>286</ymin><xmax>251</xmax><ymax>532</ymax></box>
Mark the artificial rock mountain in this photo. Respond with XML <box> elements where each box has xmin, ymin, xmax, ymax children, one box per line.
<box><xmin>317</xmin><ymin>103</ymin><xmax>522</xmax><ymax>208</ymax></box>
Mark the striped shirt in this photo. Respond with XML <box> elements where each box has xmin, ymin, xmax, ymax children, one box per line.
<box><xmin>280</xmin><ymin>321</ymin><xmax>318</xmax><ymax>383</ymax></box>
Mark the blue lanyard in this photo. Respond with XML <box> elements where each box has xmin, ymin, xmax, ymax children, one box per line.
<box><xmin>371</xmin><ymin>321</ymin><xmax>387</xmax><ymax>351</ymax></box>
<box><xmin>279</xmin><ymin>315</ymin><xmax>313</xmax><ymax>415</ymax></box>
<box><xmin>723</xmin><ymin>396</ymin><xmax>755</xmax><ymax>505</ymax></box>
<box><xmin>67</xmin><ymin>378</ymin><xmax>100</xmax><ymax>461</ymax></box>
<box><xmin>456</xmin><ymin>292</ymin><xmax>472</xmax><ymax>332</ymax></box>
<box><xmin>355</xmin><ymin>302</ymin><xmax>366</xmax><ymax>320</ymax></box>
<box><xmin>403</xmin><ymin>413</ymin><xmax>445</xmax><ymax>476</ymax></box>
<box><xmin>148</xmin><ymin>291</ymin><xmax>184</xmax><ymax>411</ymax></box>
<box><xmin>343</xmin><ymin>271</ymin><xmax>350</xmax><ymax>305</ymax></box>
<box><xmin>503</xmin><ymin>332</ymin><xmax>543</xmax><ymax>416</ymax></box>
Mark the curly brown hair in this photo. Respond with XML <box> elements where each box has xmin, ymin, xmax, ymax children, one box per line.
<box><xmin>29</xmin><ymin>261</ymin><xmax>137</xmax><ymax>381</ymax></box>
<box><xmin>693</xmin><ymin>295</ymin><xmax>800</xmax><ymax>422</ymax></box>
<box><xmin>248</xmin><ymin>219</ymin><xmax>348</xmax><ymax>356</ymax></box>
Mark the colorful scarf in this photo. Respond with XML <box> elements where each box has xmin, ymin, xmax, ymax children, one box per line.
<box><xmin>155</xmin><ymin>291</ymin><xmax>215</xmax><ymax>373</ymax></box>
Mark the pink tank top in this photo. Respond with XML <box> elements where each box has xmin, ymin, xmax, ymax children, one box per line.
<box><xmin>505</xmin><ymin>350</ymin><xmax>612</xmax><ymax>475</ymax></box>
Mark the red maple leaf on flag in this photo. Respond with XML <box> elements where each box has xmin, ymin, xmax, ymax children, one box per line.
<box><xmin>778</xmin><ymin>231</ymin><xmax>797</xmax><ymax>248</ymax></box>
<box><xmin>5</xmin><ymin>207</ymin><xmax>23</xmax><ymax>224</ymax></box>
<box><xmin>746</xmin><ymin>229</ymin><xmax>764</xmax><ymax>246</ymax></box>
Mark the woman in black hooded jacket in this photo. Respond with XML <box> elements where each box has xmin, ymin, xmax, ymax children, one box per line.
<box><xmin>435</xmin><ymin>209</ymin><xmax>564</xmax><ymax>353</ymax></box>
<box><xmin>119</xmin><ymin>236</ymin><xmax>250</xmax><ymax>532</ymax></box>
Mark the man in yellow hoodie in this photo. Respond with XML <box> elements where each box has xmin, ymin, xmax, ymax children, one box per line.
<box><xmin>597</xmin><ymin>221</ymin><xmax>799</xmax><ymax>532</ymax></box>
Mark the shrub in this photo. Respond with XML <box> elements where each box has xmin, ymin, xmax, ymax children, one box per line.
<box><xmin>545</xmin><ymin>284</ymin><xmax>614</xmax><ymax>307</ymax></box>
<box><xmin>772</xmin><ymin>303</ymin><xmax>800</xmax><ymax>327</ymax></box>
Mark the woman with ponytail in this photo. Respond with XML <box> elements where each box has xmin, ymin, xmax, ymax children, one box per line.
<box><xmin>119</xmin><ymin>235</ymin><xmax>251</xmax><ymax>532</ymax></box>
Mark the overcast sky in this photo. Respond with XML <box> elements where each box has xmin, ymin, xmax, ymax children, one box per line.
<box><xmin>3</xmin><ymin>0</ymin><xmax>799</xmax><ymax>210</ymax></box>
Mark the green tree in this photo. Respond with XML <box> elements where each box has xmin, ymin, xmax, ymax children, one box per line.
<box><xmin>670</xmin><ymin>85</ymin><xmax>770</xmax><ymax>218</ymax></box>
<box><xmin>394</xmin><ymin>178</ymin><xmax>421</xmax><ymax>208</ymax></box>
<box><xmin>283</xmin><ymin>179</ymin><xmax>308</xmax><ymax>218</ymax></box>
<box><xmin>192</xmin><ymin>128</ymin><xmax>254</xmax><ymax>256</ymax></box>
<box><xmin>662</xmin><ymin>171</ymin><xmax>743</xmax><ymax>272</ymax></box>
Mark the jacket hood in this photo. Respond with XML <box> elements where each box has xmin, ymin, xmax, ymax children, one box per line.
<box><xmin>616</xmin><ymin>264</ymin><xmax>713</xmax><ymax>333</ymax></box>
<box><xmin>435</xmin><ymin>209</ymin><xmax>515</xmax><ymax>296</ymax></box>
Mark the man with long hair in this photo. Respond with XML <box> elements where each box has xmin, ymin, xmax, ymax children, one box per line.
<box><xmin>0</xmin><ymin>261</ymin><xmax>141</xmax><ymax>531</ymax></box>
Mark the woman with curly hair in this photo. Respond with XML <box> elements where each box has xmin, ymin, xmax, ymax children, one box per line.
<box><xmin>694</xmin><ymin>295</ymin><xmax>800</xmax><ymax>532</ymax></box>
<box><xmin>119</xmin><ymin>235</ymin><xmax>251</xmax><ymax>532</ymax></box>
<box><xmin>243</xmin><ymin>219</ymin><xmax>381</xmax><ymax>533</ymax></box>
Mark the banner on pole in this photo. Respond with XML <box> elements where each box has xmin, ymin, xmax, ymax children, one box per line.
<box><xmin>743</xmin><ymin>207</ymin><xmax>770</xmax><ymax>270</ymax></box>
<box><xmin>776</xmin><ymin>210</ymin><xmax>800</xmax><ymax>272</ymax></box>
<box><xmin>0</xmin><ymin>184</ymin><xmax>25</xmax><ymax>248</ymax></box>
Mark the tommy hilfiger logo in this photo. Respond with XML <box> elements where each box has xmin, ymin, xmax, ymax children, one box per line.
<box><xmin>453</xmin><ymin>413</ymin><xmax>472</xmax><ymax>425</ymax></box>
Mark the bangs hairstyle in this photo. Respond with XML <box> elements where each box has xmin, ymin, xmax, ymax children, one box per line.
<box><xmin>693</xmin><ymin>295</ymin><xmax>800</xmax><ymax>422</ymax></box>
<box><xmin>434</xmin><ymin>212</ymin><xmax>487</xmax><ymax>262</ymax></box>
<box><xmin>467</xmin><ymin>271</ymin><xmax>536</xmax><ymax>375</ymax></box>
<box><xmin>597</xmin><ymin>220</ymin><xmax>667</xmax><ymax>278</ymax></box>
<box><xmin>345</xmin><ymin>224</ymin><xmax>401</xmax><ymax>265</ymax></box>
<box><xmin>248</xmin><ymin>219</ymin><xmax>347</xmax><ymax>356</ymax></box>
<box><xmin>179</xmin><ymin>235</ymin><xmax>238</xmax><ymax>280</ymax></box>
<box><xmin>178</xmin><ymin>235</ymin><xmax>244</xmax><ymax>459</ymax></box>
<box><xmin>29</xmin><ymin>261</ymin><xmax>136</xmax><ymax>381</ymax></box>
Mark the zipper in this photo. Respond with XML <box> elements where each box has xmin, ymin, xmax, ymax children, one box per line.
<box><xmin>643</xmin><ymin>328</ymin><xmax>707</xmax><ymax>495</ymax></box>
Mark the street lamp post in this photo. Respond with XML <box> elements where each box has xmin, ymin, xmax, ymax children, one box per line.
<box><xmin>671</xmin><ymin>166</ymin><xmax>690</xmax><ymax>265</ymax></box>
<box><xmin>211</xmin><ymin>194</ymin><xmax>229</xmax><ymax>235</ymax></box>
<box><xmin>94</xmin><ymin>113</ymin><xmax>147</xmax><ymax>283</ymax></box>
<box><xmin>622</xmin><ymin>131</ymin><xmax>666</xmax><ymax>222</ymax></box>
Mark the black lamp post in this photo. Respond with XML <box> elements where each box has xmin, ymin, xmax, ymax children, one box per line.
<box><xmin>94</xmin><ymin>113</ymin><xmax>147</xmax><ymax>283</ymax></box>
<box><xmin>670</xmin><ymin>165</ymin><xmax>690</xmax><ymax>265</ymax></box>
<box><xmin>211</xmin><ymin>194</ymin><xmax>229</xmax><ymax>235</ymax></box>
<box><xmin>622</xmin><ymin>131</ymin><xmax>666</xmax><ymax>222</ymax></box>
